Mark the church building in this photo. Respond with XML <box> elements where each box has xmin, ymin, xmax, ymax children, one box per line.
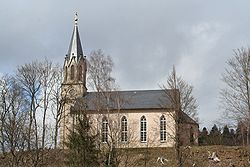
<box><xmin>60</xmin><ymin>14</ymin><xmax>199</xmax><ymax>149</ymax></box>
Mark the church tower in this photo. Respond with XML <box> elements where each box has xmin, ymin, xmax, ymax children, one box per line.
<box><xmin>60</xmin><ymin>13</ymin><xmax>87</xmax><ymax>148</ymax></box>
<box><xmin>62</xmin><ymin>13</ymin><xmax>87</xmax><ymax>95</ymax></box>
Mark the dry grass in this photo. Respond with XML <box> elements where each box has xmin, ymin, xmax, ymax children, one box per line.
<box><xmin>0</xmin><ymin>149</ymin><xmax>66</xmax><ymax>167</ymax></box>
<box><xmin>118</xmin><ymin>146</ymin><xmax>250</xmax><ymax>167</ymax></box>
<box><xmin>0</xmin><ymin>146</ymin><xmax>250</xmax><ymax>167</ymax></box>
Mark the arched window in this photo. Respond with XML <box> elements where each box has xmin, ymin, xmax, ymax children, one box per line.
<box><xmin>78</xmin><ymin>65</ymin><xmax>82</xmax><ymax>81</ymax></box>
<box><xmin>102</xmin><ymin>117</ymin><xmax>108</xmax><ymax>143</ymax></box>
<box><xmin>70</xmin><ymin>65</ymin><xmax>74</xmax><ymax>80</ymax></box>
<box><xmin>160</xmin><ymin>115</ymin><xmax>167</xmax><ymax>142</ymax></box>
<box><xmin>140</xmin><ymin>116</ymin><xmax>147</xmax><ymax>142</ymax></box>
<box><xmin>121</xmin><ymin>116</ymin><xmax>128</xmax><ymax>142</ymax></box>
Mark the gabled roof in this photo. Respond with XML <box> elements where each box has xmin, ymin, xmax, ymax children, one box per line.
<box><xmin>180</xmin><ymin>111</ymin><xmax>198</xmax><ymax>125</ymax></box>
<box><xmin>72</xmin><ymin>89</ymin><xmax>198</xmax><ymax>125</ymax></box>
<box><xmin>83</xmin><ymin>89</ymin><xmax>175</xmax><ymax>110</ymax></box>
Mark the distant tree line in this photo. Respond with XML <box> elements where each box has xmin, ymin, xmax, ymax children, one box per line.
<box><xmin>198</xmin><ymin>46</ymin><xmax>250</xmax><ymax>147</ymax></box>
<box><xmin>198</xmin><ymin>123</ymin><xmax>250</xmax><ymax>146</ymax></box>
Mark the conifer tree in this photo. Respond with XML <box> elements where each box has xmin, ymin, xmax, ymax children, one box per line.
<box><xmin>222</xmin><ymin>125</ymin><xmax>231</xmax><ymax>145</ymax></box>
<box><xmin>65</xmin><ymin>114</ymin><xmax>100</xmax><ymax>167</ymax></box>
<box><xmin>230</xmin><ymin>129</ymin><xmax>236</xmax><ymax>146</ymax></box>
<box><xmin>209</xmin><ymin>124</ymin><xmax>221</xmax><ymax>145</ymax></box>
<box><xmin>198</xmin><ymin>127</ymin><xmax>209</xmax><ymax>145</ymax></box>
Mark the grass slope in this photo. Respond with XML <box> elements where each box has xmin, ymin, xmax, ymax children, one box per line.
<box><xmin>0</xmin><ymin>146</ymin><xmax>250</xmax><ymax>167</ymax></box>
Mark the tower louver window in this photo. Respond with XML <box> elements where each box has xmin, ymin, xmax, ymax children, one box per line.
<box><xmin>78</xmin><ymin>65</ymin><xmax>82</xmax><ymax>81</ymax></box>
<box><xmin>70</xmin><ymin>65</ymin><xmax>74</xmax><ymax>80</ymax></box>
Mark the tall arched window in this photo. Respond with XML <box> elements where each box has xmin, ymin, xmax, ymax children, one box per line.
<box><xmin>70</xmin><ymin>65</ymin><xmax>74</xmax><ymax>80</ymax></box>
<box><xmin>102</xmin><ymin>117</ymin><xmax>108</xmax><ymax>143</ymax></box>
<box><xmin>140</xmin><ymin>116</ymin><xmax>147</xmax><ymax>142</ymax></box>
<box><xmin>121</xmin><ymin>116</ymin><xmax>128</xmax><ymax>142</ymax></box>
<box><xmin>78</xmin><ymin>65</ymin><xmax>82</xmax><ymax>81</ymax></box>
<box><xmin>160</xmin><ymin>115</ymin><xmax>167</xmax><ymax>142</ymax></box>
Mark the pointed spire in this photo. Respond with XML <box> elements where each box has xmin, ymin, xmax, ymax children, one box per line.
<box><xmin>67</xmin><ymin>12</ymin><xmax>84</xmax><ymax>60</ymax></box>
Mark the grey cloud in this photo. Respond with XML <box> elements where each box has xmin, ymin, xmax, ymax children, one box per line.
<box><xmin>1</xmin><ymin>0</ymin><xmax>250</xmax><ymax>128</ymax></box>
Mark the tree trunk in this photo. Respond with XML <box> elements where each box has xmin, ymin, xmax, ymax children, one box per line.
<box><xmin>28</xmin><ymin>102</ymin><xmax>33</xmax><ymax>151</ymax></box>
<box><xmin>54</xmin><ymin>120</ymin><xmax>59</xmax><ymax>149</ymax></box>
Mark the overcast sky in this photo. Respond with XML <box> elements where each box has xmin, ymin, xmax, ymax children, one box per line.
<box><xmin>1</xmin><ymin>0</ymin><xmax>250</xmax><ymax>129</ymax></box>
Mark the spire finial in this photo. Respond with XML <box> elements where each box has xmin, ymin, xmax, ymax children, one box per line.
<box><xmin>74</xmin><ymin>12</ymin><xmax>78</xmax><ymax>25</ymax></box>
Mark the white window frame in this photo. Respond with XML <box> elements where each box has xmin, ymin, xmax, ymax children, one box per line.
<box><xmin>121</xmin><ymin>116</ymin><xmax>128</xmax><ymax>142</ymax></box>
<box><xmin>102</xmin><ymin>117</ymin><xmax>108</xmax><ymax>143</ymax></box>
<box><xmin>140</xmin><ymin>116</ymin><xmax>147</xmax><ymax>143</ymax></box>
<box><xmin>160</xmin><ymin>115</ymin><xmax>167</xmax><ymax>142</ymax></box>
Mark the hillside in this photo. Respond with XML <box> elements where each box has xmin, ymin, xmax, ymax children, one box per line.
<box><xmin>0</xmin><ymin>146</ymin><xmax>250</xmax><ymax>167</ymax></box>
<box><xmin>118</xmin><ymin>146</ymin><xmax>250</xmax><ymax>167</ymax></box>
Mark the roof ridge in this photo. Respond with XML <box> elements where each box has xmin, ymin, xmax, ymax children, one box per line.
<box><xmin>86</xmin><ymin>89</ymin><xmax>176</xmax><ymax>93</ymax></box>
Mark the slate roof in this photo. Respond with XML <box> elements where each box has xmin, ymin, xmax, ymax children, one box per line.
<box><xmin>180</xmin><ymin>111</ymin><xmax>198</xmax><ymax>125</ymax></box>
<box><xmin>67</xmin><ymin>16</ymin><xmax>84</xmax><ymax>60</ymax></box>
<box><xmin>83</xmin><ymin>89</ymin><xmax>175</xmax><ymax>110</ymax></box>
<box><xmin>72</xmin><ymin>89</ymin><xmax>197</xmax><ymax>125</ymax></box>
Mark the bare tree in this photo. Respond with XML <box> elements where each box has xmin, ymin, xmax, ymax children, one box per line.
<box><xmin>14</xmin><ymin>59</ymin><xmax>63</xmax><ymax>166</ymax></box>
<box><xmin>40</xmin><ymin>59</ymin><xmax>64</xmax><ymax>148</ymax></box>
<box><xmin>87</xmin><ymin>49</ymin><xmax>115</xmax><ymax>92</ymax></box>
<box><xmin>16</xmin><ymin>62</ymin><xmax>42</xmax><ymax>151</ymax></box>
<box><xmin>0</xmin><ymin>75</ymin><xmax>30</xmax><ymax>167</ymax></box>
<box><xmin>50</xmin><ymin>68</ymin><xmax>64</xmax><ymax>149</ymax></box>
<box><xmin>161</xmin><ymin>66</ymin><xmax>198</xmax><ymax>167</ymax></box>
<box><xmin>87</xmin><ymin>49</ymin><xmax>123</xmax><ymax>166</ymax></box>
<box><xmin>164</xmin><ymin>66</ymin><xmax>199</xmax><ymax>122</ymax></box>
<box><xmin>37</xmin><ymin>59</ymin><xmax>63</xmax><ymax>165</ymax></box>
<box><xmin>0</xmin><ymin>76</ymin><xmax>8</xmax><ymax>154</ymax></box>
<box><xmin>15</xmin><ymin>61</ymin><xmax>44</xmax><ymax>167</ymax></box>
<box><xmin>221</xmin><ymin>47</ymin><xmax>250</xmax><ymax>145</ymax></box>
<box><xmin>0</xmin><ymin>59</ymin><xmax>65</xmax><ymax>166</ymax></box>
<box><xmin>162</xmin><ymin>66</ymin><xmax>182</xmax><ymax>167</ymax></box>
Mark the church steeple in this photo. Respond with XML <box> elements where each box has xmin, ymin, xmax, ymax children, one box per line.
<box><xmin>63</xmin><ymin>13</ymin><xmax>87</xmax><ymax>91</ymax></box>
<box><xmin>60</xmin><ymin>13</ymin><xmax>87</xmax><ymax>149</ymax></box>
<box><xmin>67</xmin><ymin>12</ymin><xmax>84</xmax><ymax>61</ymax></box>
